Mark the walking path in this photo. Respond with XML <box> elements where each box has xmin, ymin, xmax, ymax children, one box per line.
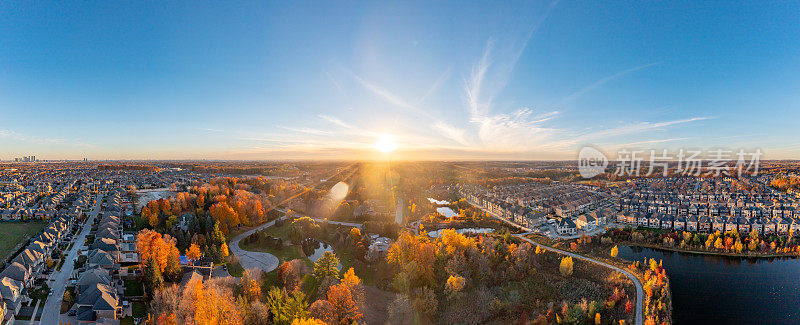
<box><xmin>515</xmin><ymin>235</ymin><xmax>644</xmax><ymax>325</ymax></box>
<box><xmin>464</xmin><ymin>198</ymin><xmax>644</xmax><ymax>325</ymax></box>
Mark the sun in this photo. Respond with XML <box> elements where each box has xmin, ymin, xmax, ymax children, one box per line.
<box><xmin>373</xmin><ymin>134</ymin><xmax>398</xmax><ymax>153</ymax></box>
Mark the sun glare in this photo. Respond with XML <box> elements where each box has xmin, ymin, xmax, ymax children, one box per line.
<box><xmin>373</xmin><ymin>134</ymin><xmax>398</xmax><ymax>153</ymax></box>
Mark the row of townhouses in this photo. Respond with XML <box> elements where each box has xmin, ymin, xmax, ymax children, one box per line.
<box><xmin>0</xmin><ymin>215</ymin><xmax>75</xmax><ymax>324</ymax></box>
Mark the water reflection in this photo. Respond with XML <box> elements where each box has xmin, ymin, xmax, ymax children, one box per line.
<box><xmin>618</xmin><ymin>245</ymin><xmax>800</xmax><ymax>324</ymax></box>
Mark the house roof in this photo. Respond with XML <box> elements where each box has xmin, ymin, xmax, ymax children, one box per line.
<box><xmin>77</xmin><ymin>267</ymin><xmax>112</xmax><ymax>292</ymax></box>
<box><xmin>0</xmin><ymin>263</ymin><xmax>28</xmax><ymax>283</ymax></box>
<box><xmin>78</xmin><ymin>283</ymin><xmax>118</xmax><ymax>311</ymax></box>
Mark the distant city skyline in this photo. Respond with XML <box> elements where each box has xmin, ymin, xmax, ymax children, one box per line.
<box><xmin>1</xmin><ymin>1</ymin><xmax>799</xmax><ymax>160</ymax></box>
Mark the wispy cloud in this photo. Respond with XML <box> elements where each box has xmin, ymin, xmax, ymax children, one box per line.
<box><xmin>278</xmin><ymin>126</ymin><xmax>331</xmax><ymax>135</ymax></box>
<box><xmin>418</xmin><ymin>66</ymin><xmax>452</xmax><ymax>105</ymax></box>
<box><xmin>575</xmin><ymin>117</ymin><xmax>712</xmax><ymax>141</ymax></box>
<box><xmin>548</xmin><ymin>62</ymin><xmax>661</xmax><ymax>110</ymax></box>
<box><xmin>618</xmin><ymin>137</ymin><xmax>690</xmax><ymax>147</ymax></box>
<box><xmin>354</xmin><ymin>75</ymin><xmax>429</xmax><ymax>116</ymax></box>
<box><xmin>317</xmin><ymin>115</ymin><xmax>353</xmax><ymax>129</ymax></box>
<box><xmin>0</xmin><ymin>128</ymin><xmax>97</xmax><ymax>149</ymax></box>
<box><xmin>433</xmin><ymin>121</ymin><xmax>471</xmax><ymax>146</ymax></box>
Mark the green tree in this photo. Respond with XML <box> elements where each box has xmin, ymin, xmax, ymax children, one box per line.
<box><xmin>144</xmin><ymin>256</ymin><xmax>164</xmax><ymax>294</ymax></box>
<box><xmin>267</xmin><ymin>287</ymin><xmax>309</xmax><ymax>325</ymax></box>
<box><xmin>212</xmin><ymin>221</ymin><xmax>226</xmax><ymax>246</ymax></box>
<box><xmin>313</xmin><ymin>251</ymin><xmax>340</xmax><ymax>280</ymax></box>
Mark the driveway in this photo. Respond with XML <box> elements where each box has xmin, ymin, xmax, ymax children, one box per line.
<box><xmin>40</xmin><ymin>194</ymin><xmax>104</xmax><ymax>325</ymax></box>
<box><xmin>515</xmin><ymin>235</ymin><xmax>644</xmax><ymax>325</ymax></box>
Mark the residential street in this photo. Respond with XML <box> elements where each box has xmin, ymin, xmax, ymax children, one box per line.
<box><xmin>39</xmin><ymin>193</ymin><xmax>104</xmax><ymax>325</ymax></box>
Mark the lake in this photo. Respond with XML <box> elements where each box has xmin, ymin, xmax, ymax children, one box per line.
<box><xmin>617</xmin><ymin>245</ymin><xmax>800</xmax><ymax>324</ymax></box>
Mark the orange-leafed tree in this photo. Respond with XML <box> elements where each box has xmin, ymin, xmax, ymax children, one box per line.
<box><xmin>327</xmin><ymin>284</ymin><xmax>362</xmax><ymax>324</ymax></box>
<box><xmin>136</xmin><ymin>229</ymin><xmax>181</xmax><ymax>277</ymax></box>
<box><xmin>241</xmin><ymin>269</ymin><xmax>262</xmax><ymax>301</ymax></box>
<box><xmin>187</xmin><ymin>243</ymin><xmax>202</xmax><ymax>264</ymax></box>
<box><xmin>277</xmin><ymin>261</ymin><xmax>298</xmax><ymax>290</ymax></box>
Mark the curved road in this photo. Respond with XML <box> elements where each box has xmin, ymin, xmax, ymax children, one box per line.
<box><xmin>229</xmin><ymin>210</ymin><xmax>365</xmax><ymax>274</ymax></box>
<box><xmin>515</xmin><ymin>235</ymin><xmax>644</xmax><ymax>325</ymax></box>
<box><xmin>229</xmin><ymin>217</ymin><xmax>285</xmax><ymax>273</ymax></box>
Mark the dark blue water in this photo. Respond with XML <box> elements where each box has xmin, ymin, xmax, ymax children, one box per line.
<box><xmin>618</xmin><ymin>246</ymin><xmax>800</xmax><ymax>324</ymax></box>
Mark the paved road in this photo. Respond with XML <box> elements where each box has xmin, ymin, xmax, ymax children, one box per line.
<box><xmin>230</xmin><ymin>209</ymin><xmax>365</xmax><ymax>274</ymax></box>
<box><xmin>229</xmin><ymin>217</ymin><xmax>285</xmax><ymax>273</ymax></box>
<box><xmin>40</xmin><ymin>194</ymin><xmax>104</xmax><ymax>325</ymax></box>
<box><xmin>515</xmin><ymin>235</ymin><xmax>644</xmax><ymax>325</ymax></box>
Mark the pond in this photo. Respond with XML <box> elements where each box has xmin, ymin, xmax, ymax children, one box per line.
<box><xmin>436</xmin><ymin>207</ymin><xmax>459</xmax><ymax>218</ymax></box>
<box><xmin>307</xmin><ymin>241</ymin><xmax>341</xmax><ymax>269</ymax></box>
<box><xmin>427</xmin><ymin>198</ymin><xmax>451</xmax><ymax>205</ymax></box>
<box><xmin>427</xmin><ymin>228</ymin><xmax>494</xmax><ymax>237</ymax></box>
<box><xmin>617</xmin><ymin>245</ymin><xmax>800</xmax><ymax>324</ymax></box>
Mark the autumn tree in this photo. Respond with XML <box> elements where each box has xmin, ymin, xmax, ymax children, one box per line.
<box><xmin>308</xmin><ymin>300</ymin><xmax>335</xmax><ymax>324</ymax></box>
<box><xmin>349</xmin><ymin>227</ymin><xmax>362</xmax><ymax>245</ymax></box>
<box><xmin>240</xmin><ymin>269</ymin><xmax>262</xmax><ymax>301</ymax></box>
<box><xmin>187</xmin><ymin>243</ymin><xmax>202</xmax><ymax>264</ymax></box>
<box><xmin>327</xmin><ymin>284</ymin><xmax>362</xmax><ymax>324</ymax></box>
<box><xmin>278</xmin><ymin>261</ymin><xmax>299</xmax><ymax>290</ymax></box>
<box><xmin>610</xmin><ymin>245</ymin><xmax>619</xmax><ymax>258</ymax></box>
<box><xmin>445</xmin><ymin>275</ymin><xmax>466</xmax><ymax>297</ymax></box>
<box><xmin>559</xmin><ymin>256</ymin><xmax>574</xmax><ymax>276</ymax></box>
<box><xmin>137</xmin><ymin>229</ymin><xmax>181</xmax><ymax>277</ymax></box>
<box><xmin>291</xmin><ymin>318</ymin><xmax>326</xmax><ymax>325</ymax></box>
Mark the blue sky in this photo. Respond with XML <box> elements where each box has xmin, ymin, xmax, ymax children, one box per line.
<box><xmin>1</xmin><ymin>1</ymin><xmax>798</xmax><ymax>160</ymax></box>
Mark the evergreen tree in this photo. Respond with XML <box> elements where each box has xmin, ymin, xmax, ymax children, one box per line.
<box><xmin>212</xmin><ymin>221</ymin><xmax>226</xmax><ymax>246</ymax></box>
<box><xmin>144</xmin><ymin>256</ymin><xmax>164</xmax><ymax>294</ymax></box>
<box><xmin>313</xmin><ymin>251</ymin><xmax>340</xmax><ymax>280</ymax></box>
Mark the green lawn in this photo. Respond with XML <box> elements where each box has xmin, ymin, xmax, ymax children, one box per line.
<box><xmin>125</xmin><ymin>279</ymin><xmax>144</xmax><ymax>297</ymax></box>
<box><xmin>0</xmin><ymin>221</ymin><xmax>47</xmax><ymax>262</ymax></box>
<box><xmin>132</xmin><ymin>301</ymin><xmax>147</xmax><ymax>318</ymax></box>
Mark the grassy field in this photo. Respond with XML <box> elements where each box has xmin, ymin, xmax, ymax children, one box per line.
<box><xmin>0</xmin><ymin>221</ymin><xmax>47</xmax><ymax>262</ymax></box>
